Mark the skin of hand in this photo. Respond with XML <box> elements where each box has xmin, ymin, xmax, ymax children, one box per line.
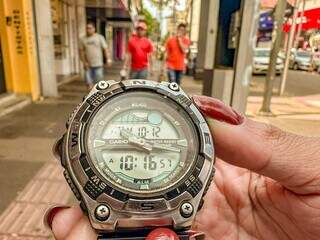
<box><xmin>45</xmin><ymin>96</ymin><xmax>320</xmax><ymax>240</ymax></box>
<box><xmin>104</xmin><ymin>48</ymin><xmax>112</xmax><ymax>67</ymax></box>
<box><xmin>123</xmin><ymin>53</ymin><xmax>131</xmax><ymax>71</ymax></box>
<box><xmin>84</xmin><ymin>62</ymin><xmax>90</xmax><ymax>70</ymax></box>
<box><xmin>79</xmin><ymin>48</ymin><xmax>89</xmax><ymax>70</ymax></box>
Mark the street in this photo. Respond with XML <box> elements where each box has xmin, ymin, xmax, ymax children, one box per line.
<box><xmin>250</xmin><ymin>70</ymin><xmax>320</xmax><ymax>97</ymax></box>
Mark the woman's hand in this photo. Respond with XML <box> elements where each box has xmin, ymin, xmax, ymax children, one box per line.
<box><xmin>45</xmin><ymin>96</ymin><xmax>320</xmax><ymax>240</ymax></box>
<box><xmin>193</xmin><ymin>96</ymin><xmax>320</xmax><ymax>240</ymax></box>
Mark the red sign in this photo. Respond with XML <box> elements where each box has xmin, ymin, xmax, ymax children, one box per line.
<box><xmin>283</xmin><ymin>7</ymin><xmax>320</xmax><ymax>32</ymax></box>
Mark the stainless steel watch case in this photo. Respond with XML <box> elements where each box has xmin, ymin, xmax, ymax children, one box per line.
<box><xmin>55</xmin><ymin>80</ymin><xmax>215</xmax><ymax>233</ymax></box>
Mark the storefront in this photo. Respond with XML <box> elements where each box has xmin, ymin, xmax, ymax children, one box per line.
<box><xmin>51</xmin><ymin>0</ymin><xmax>82</xmax><ymax>77</ymax></box>
<box><xmin>0</xmin><ymin>39</ymin><xmax>6</xmax><ymax>94</ymax></box>
<box><xmin>0</xmin><ymin>0</ymin><xmax>40</xmax><ymax>100</ymax></box>
<box><xmin>0</xmin><ymin>0</ymin><xmax>132</xmax><ymax>101</ymax></box>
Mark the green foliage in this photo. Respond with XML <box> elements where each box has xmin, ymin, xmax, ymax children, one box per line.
<box><xmin>150</xmin><ymin>0</ymin><xmax>173</xmax><ymax>7</ymax></box>
<box><xmin>139</xmin><ymin>6</ymin><xmax>160</xmax><ymax>39</ymax></box>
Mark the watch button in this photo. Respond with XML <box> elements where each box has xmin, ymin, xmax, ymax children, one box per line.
<box><xmin>53</xmin><ymin>136</ymin><xmax>67</xmax><ymax>168</ymax></box>
<box><xmin>66</xmin><ymin>103</ymin><xmax>82</xmax><ymax>128</ymax></box>
<box><xmin>63</xmin><ymin>170</ymin><xmax>81</xmax><ymax>201</ymax></box>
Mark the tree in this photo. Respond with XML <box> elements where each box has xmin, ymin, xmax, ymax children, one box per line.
<box><xmin>139</xmin><ymin>4</ymin><xmax>160</xmax><ymax>40</ymax></box>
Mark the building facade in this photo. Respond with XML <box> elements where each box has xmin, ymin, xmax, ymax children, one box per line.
<box><xmin>0</xmin><ymin>0</ymin><xmax>132</xmax><ymax>101</ymax></box>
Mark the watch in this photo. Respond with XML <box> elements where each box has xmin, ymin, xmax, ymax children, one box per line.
<box><xmin>54</xmin><ymin>80</ymin><xmax>215</xmax><ymax>239</ymax></box>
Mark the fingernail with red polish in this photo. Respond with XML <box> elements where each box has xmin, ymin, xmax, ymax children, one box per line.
<box><xmin>193</xmin><ymin>95</ymin><xmax>244</xmax><ymax>125</ymax></box>
<box><xmin>44</xmin><ymin>206</ymin><xmax>70</xmax><ymax>230</ymax></box>
<box><xmin>146</xmin><ymin>228</ymin><xmax>179</xmax><ymax>240</ymax></box>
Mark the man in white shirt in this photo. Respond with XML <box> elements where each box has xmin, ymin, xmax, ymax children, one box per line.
<box><xmin>79</xmin><ymin>21</ymin><xmax>112</xmax><ymax>90</ymax></box>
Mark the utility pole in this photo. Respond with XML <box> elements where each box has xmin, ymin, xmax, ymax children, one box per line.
<box><xmin>294</xmin><ymin>0</ymin><xmax>305</xmax><ymax>48</ymax></box>
<box><xmin>260</xmin><ymin>0</ymin><xmax>287</xmax><ymax>114</ymax></box>
<box><xmin>280</xmin><ymin>0</ymin><xmax>301</xmax><ymax>96</ymax></box>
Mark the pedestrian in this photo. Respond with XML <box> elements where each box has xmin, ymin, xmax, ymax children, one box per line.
<box><xmin>79</xmin><ymin>21</ymin><xmax>112</xmax><ymax>90</ymax></box>
<box><xmin>45</xmin><ymin>95</ymin><xmax>320</xmax><ymax>239</ymax></box>
<box><xmin>123</xmin><ymin>20</ymin><xmax>154</xmax><ymax>79</ymax></box>
<box><xmin>165</xmin><ymin>23</ymin><xmax>191</xmax><ymax>85</ymax></box>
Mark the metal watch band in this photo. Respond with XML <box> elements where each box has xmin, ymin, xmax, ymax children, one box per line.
<box><xmin>97</xmin><ymin>229</ymin><xmax>190</xmax><ymax>240</ymax></box>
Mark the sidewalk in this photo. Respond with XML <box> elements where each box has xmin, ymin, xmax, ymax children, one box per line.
<box><xmin>246</xmin><ymin>95</ymin><xmax>320</xmax><ymax>136</ymax></box>
<box><xmin>0</xmin><ymin>70</ymin><xmax>319</xmax><ymax>239</ymax></box>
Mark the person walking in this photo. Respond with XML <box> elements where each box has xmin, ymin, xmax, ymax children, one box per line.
<box><xmin>165</xmin><ymin>23</ymin><xmax>190</xmax><ymax>85</ymax></box>
<box><xmin>123</xmin><ymin>20</ymin><xmax>154</xmax><ymax>79</ymax></box>
<box><xmin>79</xmin><ymin>21</ymin><xmax>112</xmax><ymax>90</ymax></box>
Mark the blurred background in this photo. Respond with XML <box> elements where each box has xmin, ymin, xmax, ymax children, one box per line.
<box><xmin>0</xmin><ymin>0</ymin><xmax>319</xmax><ymax>239</ymax></box>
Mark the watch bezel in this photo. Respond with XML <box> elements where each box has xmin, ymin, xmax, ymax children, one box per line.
<box><xmin>82</xmin><ymin>90</ymin><xmax>202</xmax><ymax>197</ymax></box>
<box><xmin>64</xmin><ymin>80</ymin><xmax>214</xmax><ymax>204</ymax></box>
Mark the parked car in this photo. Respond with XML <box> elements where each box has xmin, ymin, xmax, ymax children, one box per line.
<box><xmin>289</xmin><ymin>51</ymin><xmax>313</xmax><ymax>71</ymax></box>
<box><xmin>312</xmin><ymin>50</ymin><xmax>320</xmax><ymax>73</ymax></box>
<box><xmin>253</xmin><ymin>48</ymin><xmax>284</xmax><ymax>74</ymax></box>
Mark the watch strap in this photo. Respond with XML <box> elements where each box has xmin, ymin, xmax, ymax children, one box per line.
<box><xmin>97</xmin><ymin>229</ymin><xmax>190</xmax><ymax>240</ymax></box>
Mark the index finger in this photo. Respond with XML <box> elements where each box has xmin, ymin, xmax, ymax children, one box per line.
<box><xmin>193</xmin><ymin>95</ymin><xmax>320</xmax><ymax>195</ymax></box>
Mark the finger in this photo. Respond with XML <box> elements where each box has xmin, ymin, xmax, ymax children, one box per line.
<box><xmin>146</xmin><ymin>228</ymin><xmax>179</xmax><ymax>240</ymax></box>
<box><xmin>48</xmin><ymin>205</ymin><xmax>96</xmax><ymax>240</ymax></box>
<box><xmin>193</xmin><ymin>95</ymin><xmax>320</xmax><ymax>194</ymax></box>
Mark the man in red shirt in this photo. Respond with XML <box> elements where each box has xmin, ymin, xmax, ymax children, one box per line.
<box><xmin>165</xmin><ymin>23</ymin><xmax>191</xmax><ymax>85</ymax></box>
<box><xmin>123</xmin><ymin>20</ymin><xmax>154</xmax><ymax>79</ymax></box>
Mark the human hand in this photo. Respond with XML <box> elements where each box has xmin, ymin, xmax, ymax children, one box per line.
<box><xmin>44</xmin><ymin>206</ymin><xmax>184</xmax><ymax>239</ymax></box>
<box><xmin>44</xmin><ymin>96</ymin><xmax>320</xmax><ymax>240</ymax></box>
<box><xmin>192</xmin><ymin>95</ymin><xmax>320</xmax><ymax>240</ymax></box>
<box><xmin>105</xmin><ymin>59</ymin><xmax>112</xmax><ymax>67</ymax></box>
<box><xmin>84</xmin><ymin>62</ymin><xmax>90</xmax><ymax>70</ymax></box>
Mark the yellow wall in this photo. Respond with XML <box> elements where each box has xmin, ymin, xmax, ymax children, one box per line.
<box><xmin>0</xmin><ymin>0</ymin><xmax>40</xmax><ymax>100</ymax></box>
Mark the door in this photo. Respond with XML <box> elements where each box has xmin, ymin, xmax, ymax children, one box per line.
<box><xmin>0</xmin><ymin>39</ymin><xmax>6</xmax><ymax>94</ymax></box>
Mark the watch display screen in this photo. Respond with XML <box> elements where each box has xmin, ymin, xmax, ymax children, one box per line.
<box><xmin>86</xmin><ymin>91</ymin><xmax>199</xmax><ymax>194</ymax></box>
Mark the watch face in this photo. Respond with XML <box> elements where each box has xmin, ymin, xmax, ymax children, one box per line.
<box><xmin>86</xmin><ymin>91</ymin><xmax>199</xmax><ymax>195</ymax></box>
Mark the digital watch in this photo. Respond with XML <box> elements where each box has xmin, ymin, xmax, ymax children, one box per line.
<box><xmin>54</xmin><ymin>80</ymin><xmax>215</xmax><ymax>239</ymax></box>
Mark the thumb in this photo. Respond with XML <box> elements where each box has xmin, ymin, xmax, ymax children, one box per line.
<box><xmin>193</xmin><ymin>95</ymin><xmax>320</xmax><ymax>195</ymax></box>
<box><xmin>45</xmin><ymin>206</ymin><xmax>97</xmax><ymax>240</ymax></box>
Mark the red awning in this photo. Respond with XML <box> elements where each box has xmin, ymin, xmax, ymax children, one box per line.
<box><xmin>283</xmin><ymin>7</ymin><xmax>320</xmax><ymax>32</ymax></box>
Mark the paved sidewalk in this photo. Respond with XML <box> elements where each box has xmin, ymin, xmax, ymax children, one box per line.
<box><xmin>246</xmin><ymin>95</ymin><xmax>320</xmax><ymax>136</ymax></box>
<box><xmin>0</xmin><ymin>69</ymin><xmax>319</xmax><ymax>239</ymax></box>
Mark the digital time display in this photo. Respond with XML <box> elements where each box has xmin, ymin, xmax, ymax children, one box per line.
<box><xmin>86</xmin><ymin>91</ymin><xmax>199</xmax><ymax>194</ymax></box>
